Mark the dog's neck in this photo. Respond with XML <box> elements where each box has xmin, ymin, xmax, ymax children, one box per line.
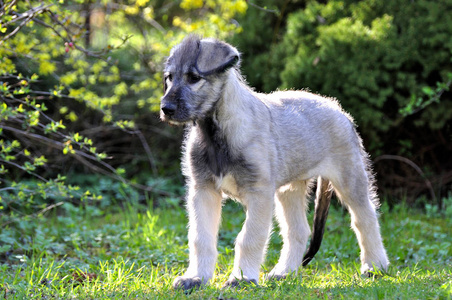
<box><xmin>192</xmin><ymin>69</ymin><xmax>258</xmax><ymax>178</ymax></box>
<box><xmin>212</xmin><ymin>69</ymin><xmax>258</xmax><ymax>148</ymax></box>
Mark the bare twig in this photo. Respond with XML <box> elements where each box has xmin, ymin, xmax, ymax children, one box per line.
<box><xmin>1</xmin><ymin>201</ymin><xmax>64</xmax><ymax>227</ymax></box>
<box><xmin>0</xmin><ymin>0</ymin><xmax>17</xmax><ymax>18</ymax></box>
<box><xmin>70</xmin><ymin>151</ymin><xmax>172</xmax><ymax>196</ymax></box>
<box><xmin>2</xmin><ymin>124</ymin><xmax>116</xmax><ymax>172</ymax></box>
<box><xmin>374</xmin><ymin>154</ymin><xmax>436</xmax><ymax>202</ymax></box>
<box><xmin>135</xmin><ymin>129</ymin><xmax>158</xmax><ymax>176</ymax></box>
<box><xmin>247</xmin><ymin>1</ymin><xmax>279</xmax><ymax>14</ymax></box>
<box><xmin>0</xmin><ymin>3</ymin><xmax>53</xmax><ymax>44</ymax></box>
<box><xmin>1</xmin><ymin>125</ymin><xmax>174</xmax><ymax>197</ymax></box>
<box><xmin>0</xmin><ymin>159</ymin><xmax>48</xmax><ymax>182</ymax></box>
<box><xmin>37</xmin><ymin>201</ymin><xmax>64</xmax><ymax>215</ymax></box>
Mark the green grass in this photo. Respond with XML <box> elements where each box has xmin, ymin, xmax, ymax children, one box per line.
<box><xmin>1</xmin><ymin>199</ymin><xmax>451</xmax><ymax>299</ymax></box>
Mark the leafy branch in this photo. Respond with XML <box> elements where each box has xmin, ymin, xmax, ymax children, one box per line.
<box><xmin>399</xmin><ymin>72</ymin><xmax>452</xmax><ymax>117</ymax></box>
<box><xmin>0</xmin><ymin>3</ymin><xmax>54</xmax><ymax>43</ymax></box>
<box><xmin>1</xmin><ymin>0</ymin><xmax>249</xmax><ymax>223</ymax></box>
<box><xmin>0</xmin><ymin>1</ymin><xmax>172</xmax><ymax>220</ymax></box>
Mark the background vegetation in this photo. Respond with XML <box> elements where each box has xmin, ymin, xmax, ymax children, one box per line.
<box><xmin>1</xmin><ymin>0</ymin><xmax>451</xmax><ymax>298</ymax></box>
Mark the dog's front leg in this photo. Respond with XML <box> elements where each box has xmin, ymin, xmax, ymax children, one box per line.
<box><xmin>173</xmin><ymin>184</ymin><xmax>222</xmax><ymax>290</ymax></box>
<box><xmin>224</xmin><ymin>189</ymin><xmax>274</xmax><ymax>287</ymax></box>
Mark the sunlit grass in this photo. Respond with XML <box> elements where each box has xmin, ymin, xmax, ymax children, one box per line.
<box><xmin>1</xmin><ymin>199</ymin><xmax>451</xmax><ymax>299</ymax></box>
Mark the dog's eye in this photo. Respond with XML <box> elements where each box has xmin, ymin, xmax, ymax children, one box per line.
<box><xmin>165</xmin><ymin>73</ymin><xmax>173</xmax><ymax>82</ymax></box>
<box><xmin>186</xmin><ymin>73</ymin><xmax>201</xmax><ymax>84</ymax></box>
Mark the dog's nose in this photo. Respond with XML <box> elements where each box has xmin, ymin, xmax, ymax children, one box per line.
<box><xmin>161</xmin><ymin>103</ymin><xmax>177</xmax><ymax>116</ymax></box>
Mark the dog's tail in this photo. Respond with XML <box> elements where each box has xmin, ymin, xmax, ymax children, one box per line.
<box><xmin>302</xmin><ymin>177</ymin><xmax>333</xmax><ymax>266</ymax></box>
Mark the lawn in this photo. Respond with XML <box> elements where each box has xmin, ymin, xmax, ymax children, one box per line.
<box><xmin>0</xmin><ymin>197</ymin><xmax>451</xmax><ymax>299</ymax></box>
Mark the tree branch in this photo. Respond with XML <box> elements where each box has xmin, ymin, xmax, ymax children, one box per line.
<box><xmin>1</xmin><ymin>125</ymin><xmax>174</xmax><ymax>197</ymax></box>
<box><xmin>0</xmin><ymin>3</ymin><xmax>53</xmax><ymax>44</ymax></box>
<box><xmin>374</xmin><ymin>154</ymin><xmax>436</xmax><ymax>202</ymax></box>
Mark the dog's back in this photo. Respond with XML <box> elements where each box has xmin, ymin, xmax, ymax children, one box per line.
<box><xmin>257</xmin><ymin>90</ymin><xmax>361</xmax><ymax>187</ymax></box>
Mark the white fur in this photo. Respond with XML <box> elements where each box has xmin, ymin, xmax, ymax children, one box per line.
<box><xmin>269</xmin><ymin>181</ymin><xmax>311</xmax><ymax>277</ymax></box>
<box><xmin>180</xmin><ymin>70</ymin><xmax>388</xmax><ymax>285</ymax></box>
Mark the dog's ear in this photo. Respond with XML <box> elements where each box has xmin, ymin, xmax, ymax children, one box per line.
<box><xmin>196</xmin><ymin>39</ymin><xmax>240</xmax><ymax>76</ymax></box>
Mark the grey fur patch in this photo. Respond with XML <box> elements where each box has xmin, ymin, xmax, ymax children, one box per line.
<box><xmin>189</xmin><ymin>116</ymin><xmax>258</xmax><ymax>183</ymax></box>
<box><xmin>196</xmin><ymin>38</ymin><xmax>239</xmax><ymax>75</ymax></box>
<box><xmin>222</xmin><ymin>277</ymin><xmax>258</xmax><ymax>289</ymax></box>
<box><xmin>173</xmin><ymin>276</ymin><xmax>202</xmax><ymax>291</ymax></box>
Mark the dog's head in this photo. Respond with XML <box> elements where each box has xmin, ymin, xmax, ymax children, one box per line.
<box><xmin>160</xmin><ymin>35</ymin><xmax>240</xmax><ymax>125</ymax></box>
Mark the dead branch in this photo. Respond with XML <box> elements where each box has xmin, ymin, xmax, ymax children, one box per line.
<box><xmin>374</xmin><ymin>154</ymin><xmax>436</xmax><ymax>202</ymax></box>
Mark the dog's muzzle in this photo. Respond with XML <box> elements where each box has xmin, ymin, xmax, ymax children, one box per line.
<box><xmin>161</xmin><ymin>102</ymin><xmax>177</xmax><ymax>117</ymax></box>
<box><xmin>160</xmin><ymin>100</ymin><xmax>189</xmax><ymax>125</ymax></box>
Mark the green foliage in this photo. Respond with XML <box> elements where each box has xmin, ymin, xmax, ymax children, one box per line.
<box><xmin>0</xmin><ymin>0</ymin><xmax>247</xmax><ymax>223</ymax></box>
<box><xmin>243</xmin><ymin>1</ymin><xmax>452</xmax><ymax>135</ymax></box>
<box><xmin>231</xmin><ymin>0</ymin><xmax>452</xmax><ymax>200</ymax></box>
<box><xmin>271</xmin><ymin>0</ymin><xmax>452</xmax><ymax>148</ymax></box>
<box><xmin>400</xmin><ymin>72</ymin><xmax>452</xmax><ymax>126</ymax></box>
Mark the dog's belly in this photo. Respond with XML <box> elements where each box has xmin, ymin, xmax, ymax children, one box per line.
<box><xmin>216</xmin><ymin>161</ymin><xmax>329</xmax><ymax>198</ymax></box>
<box><xmin>275</xmin><ymin>155</ymin><xmax>334</xmax><ymax>188</ymax></box>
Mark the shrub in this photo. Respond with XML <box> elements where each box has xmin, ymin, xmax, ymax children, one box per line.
<box><xmin>235</xmin><ymin>0</ymin><xmax>452</xmax><ymax>201</ymax></box>
<box><xmin>0</xmin><ymin>0</ymin><xmax>247</xmax><ymax>224</ymax></box>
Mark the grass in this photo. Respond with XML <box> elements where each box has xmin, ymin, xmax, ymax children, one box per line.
<box><xmin>0</xmin><ymin>197</ymin><xmax>451</xmax><ymax>299</ymax></box>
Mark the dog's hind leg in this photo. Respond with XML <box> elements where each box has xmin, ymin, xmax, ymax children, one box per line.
<box><xmin>224</xmin><ymin>187</ymin><xmax>274</xmax><ymax>287</ymax></box>
<box><xmin>331</xmin><ymin>161</ymin><xmax>389</xmax><ymax>274</ymax></box>
<box><xmin>173</xmin><ymin>184</ymin><xmax>223</xmax><ymax>290</ymax></box>
<box><xmin>268</xmin><ymin>180</ymin><xmax>311</xmax><ymax>280</ymax></box>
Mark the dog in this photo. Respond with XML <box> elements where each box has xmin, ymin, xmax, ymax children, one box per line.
<box><xmin>160</xmin><ymin>35</ymin><xmax>389</xmax><ymax>290</ymax></box>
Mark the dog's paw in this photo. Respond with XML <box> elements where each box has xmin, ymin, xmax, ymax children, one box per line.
<box><xmin>222</xmin><ymin>277</ymin><xmax>258</xmax><ymax>289</ymax></box>
<box><xmin>266</xmin><ymin>273</ymin><xmax>287</xmax><ymax>281</ymax></box>
<box><xmin>361</xmin><ymin>268</ymin><xmax>386</xmax><ymax>278</ymax></box>
<box><xmin>173</xmin><ymin>276</ymin><xmax>202</xmax><ymax>291</ymax></box>
<box><xmin>360</xmin><ymin>262</ymin><xmax>388</xmax><ymax>278</ymax></box>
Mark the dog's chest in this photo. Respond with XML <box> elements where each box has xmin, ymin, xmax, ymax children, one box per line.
<box><xmin>188</xmin><ymin>119</ymin><xmax>258</xmax><ymax>192</ymax></box>
<box><xmin>191</xmin><ymin>117</ymin><xmax>234</xmax><ymax>178</ymax></box>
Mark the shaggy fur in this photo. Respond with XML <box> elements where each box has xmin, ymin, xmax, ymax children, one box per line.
<box><xmin>160</xmin><ymin>35</ymin><xmax>389</xmax><ymax>290</ymax></box>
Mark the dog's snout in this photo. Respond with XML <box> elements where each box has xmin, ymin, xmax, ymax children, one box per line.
<box><xmin>161</xmin><ymin>103</ymin><xmax>177</xmax><ymax>116</ymax></box>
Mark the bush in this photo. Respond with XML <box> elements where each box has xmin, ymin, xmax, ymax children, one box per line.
<box><xmin>234</xmin><ymin>0</ymin><xmax>452</xmax><ymax>201</ymax></box>
<box><xmin>0</xmin><ymin>0</ymin><xmax>247</xmax><ymax>224</ymax></box>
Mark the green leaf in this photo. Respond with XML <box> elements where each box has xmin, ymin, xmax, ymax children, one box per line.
<box><xmin>422</xmin><ymin>86</ymin><xmax>434</xmax><ymax>96</ymax></box>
